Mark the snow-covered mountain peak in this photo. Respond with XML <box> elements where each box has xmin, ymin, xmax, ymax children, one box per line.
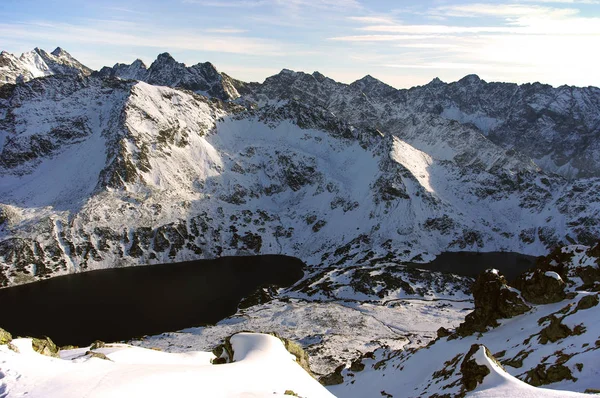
<box><xmin>351</xmin><ymin>74</ymin><xmax>379</xmax><ymax>85</ymax></box>
<box><xmin>0</xmin><ymin>47</ymin><xmax>91</xmax><ymax>85</ymax></box>
<box><xmin>98</xmin><ymin>53</ymin><xmax>240</xmax><ymax>100</ymax></box>
<box><xmin>279</xmin><ymin>68</ymin><xmax>297</xmax><ymax>76</ymax></box>
<box><xmin>1</xmin><ymin>72</ymin><xmax>600</xmax><ymax>287</ymax></box>
<box><xmin>311</xmin><ymin>71</ymin><xmax>328</xmax><ymax>82</ymax></box>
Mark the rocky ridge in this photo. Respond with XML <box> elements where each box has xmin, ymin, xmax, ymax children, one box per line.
<box><xmin>96</xmin><ymin>52</ymin><xmax>245</xmax><ymax>101</ymax></box>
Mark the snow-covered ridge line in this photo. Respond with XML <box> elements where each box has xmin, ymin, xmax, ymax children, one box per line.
<box><xmin>0</xmin><ymin>332</ymin><xmax>333</xmax><ymax>397</ymax></box>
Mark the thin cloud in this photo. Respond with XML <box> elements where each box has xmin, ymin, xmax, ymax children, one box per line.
<box><xmin>382</xmin><ymin>62</ymin><xmax>509</xmax><ymax>71</ymax></box>
<box><xmin>347</xmin><ymin>16</ymin><xmax>397</xmax><ymax>25</ymax></box>
<box><xmin>514</xmin><ymin>0</ymin><xmax>599</xmax><ymax>3</ymax></box>
<box><xmin>356</xmin><ymin>25</ymin><xmax>519</xmax><ymax>34</ymax></box>
<box><xmin>431</xmin><ymin>3</ymin><xmax>579</xmax><ymax>19</ymax></box>
<box><xmin>329</xmin><ymin>34</ymin><xmax>441</xmax><ymax>42</ymax></box>
<box><xmin>0</xmin><ymin>20</ymin><xmax>285</xmax><ymax>57</ymax></box>
<box><xmin>204</xmin><ymin>28</ymin><xmax>248</xmax><ymax>33</ymax></box>
<box><xmin>184</xmin><ymin>0</ymin><xmax>361</xmax><ymax>9</ymax></box>
<box><xmin>104</xmin><ymin>7</ymin><xmax>147</xmax><ymax>15</ymax></box>
<box><xmin>182</xmin><ymin>0</ymin><xmax>267</xmax><ymax>7</ymax></box>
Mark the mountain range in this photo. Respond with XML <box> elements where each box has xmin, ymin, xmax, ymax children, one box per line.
<box><xmin>0</xmin><ymin>48</ymin><xmax>599</xmax><ymax>287</ymax></box>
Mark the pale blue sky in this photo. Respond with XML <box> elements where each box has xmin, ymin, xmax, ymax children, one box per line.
<box><xmin>1</xmin><ymin>0</ymin><xmax>599</xmax><ymax>88</ymax></box>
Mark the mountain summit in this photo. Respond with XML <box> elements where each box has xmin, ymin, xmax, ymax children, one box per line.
<box><xmin>96</xmin><ymin>53</ymin><xmax>242</xmax><ymax>100</ymax></box>
<box><xmin>0</xmin><ymin>47</ymin><xmax>91</xmax><ymax>85</ymax></box>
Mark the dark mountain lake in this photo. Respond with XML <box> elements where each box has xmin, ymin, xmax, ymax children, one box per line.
<box><xmin>406</xmin><ymin>251</ymin><xmax>538</xmax><ymax>281</ymax></box>
<box><xmin>0</xmin><ymin>255</ymin><xmax>304</xmax><ymax>347</ymax></box>
<box><xmin>0</xmin><ymin>251</ymin><xmax>537</xmax><ymax>347</ymax></box>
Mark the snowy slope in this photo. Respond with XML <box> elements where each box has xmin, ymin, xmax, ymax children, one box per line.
<box><xmin>328</xmin><ymin>244</ymin><xmax>600</xmax><ymax>397</ymax></box>
<box><xmin>0</xmin><ymin>333</ymin><xmax>333</xmax><ymax>398</ymax></box>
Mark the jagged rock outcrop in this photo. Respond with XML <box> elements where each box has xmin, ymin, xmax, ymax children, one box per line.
<box><xmin>96</xmin><ymin>52</ymin><xmax>241</xmax><ymax>100</ymax></box>
<box><xmin>319</xmin><ymin>364</ymin><xmax>345</xmax><ymax>386</ymax></box>
<box><xmin>527</xmin><ymin>244</ymin><xmax>600</xmax><ymax>291</ymax></box>
<box><xmin>456</xmin><ymin>269</ymin><xmax>530</xmax><ymax>336</ymax></box>
<box><xmin>0</xmin><ymin>326</ymin><xmax>11</xmax><ymax>344</ymax></box>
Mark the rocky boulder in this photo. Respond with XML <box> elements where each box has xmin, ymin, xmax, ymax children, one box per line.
<box><xmin>576</xmin><ymin>294</ymin><xmax>599</xmax><ymax>310</ymax></box>
<box><xmin>319</xmin><ymin>364</ymin><xmax>345</xmax><ymax>386</ymax></box>
<box><xmin>513</xmin><ymin>269</ymin><xmax>566</xmax><ymax>304</ymax></box>
<box><xmin>0</xmin><ymin>327</ymin><xmax>12</xmax><ymax>344</ymax></box>
<box><xmin>31</xmin><ymin>336</ymin><xmax>60</xmax><ymax>358</ymax></box>
<box><xmin>456</xmin><ymin>269</ymin><xmax>530</xmax><ymax>336</ymax></box>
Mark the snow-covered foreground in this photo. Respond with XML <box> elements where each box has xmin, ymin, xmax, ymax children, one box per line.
<box><xmin>0</xmin><ymin>333</ymin><xmax>333</xmax><ymax>398</ymax></box>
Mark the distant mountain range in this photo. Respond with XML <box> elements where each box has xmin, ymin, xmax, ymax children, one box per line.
<box><xmin>0</xmin><ymin>47</ymin><xmax>599</xmax><ymax>287</ymax></box>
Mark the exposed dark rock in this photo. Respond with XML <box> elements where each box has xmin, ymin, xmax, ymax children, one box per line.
<box><xmin>238</xmin><ymin>285</ymin><xmax>278</xmax><ymax>309</ymax></box>
<box><xmin>538</xmin><ymin>316</ymin><xmax>573</xmax><ymax>344</ymax></box>
<box><xmin>319</xmin><ymin>364</ymin><xmax>345</xmax><ymax>386</ymax></box>
<box><xmin>85</xmin><ymin>350</ymin><xmax>112</xmax><ymax>361</ymax></box>
<box><xmin>350</xmin><ymin>359</ymin><xmax>365</xmax><ymax>372</ymax></box>
<box><xmin>513</xmin><ymin>269</ymin><xmax>566</xmax><ymax>304</ymax></box>
<box><xmin>526</xmin><ymin>363</ymin><xmax>576</xmax><ymax>386</ymax></box>
<box><xmin>90</xmin><ymin>340</ymin><xmax>106</xmax><ymax>350</ymax></box>
<box><xmin>456</xmin><ymin>270</ymin><xmax>530</xmax><ymax>336</ymax></box>
<box><xmin>31</xmin><ymin>336</ymin><xmax>60</xmax><ymax>357</ymax></box>
<box><xmin>460</xmin><ymin>345</ymin><xmax>492</xmax><ymax>393</ymax></box>
<box><xmin>576</xmin><ymin>294</ymin><xmax>599</xmax><ymax>311</ymax></box>
<box><xmin>0</xmin><ymin>327</ymin><xmax>12</xmax><ymax>344</ymax></box>
<box><xmin>312</xmin><ymin>220</ymin><xmax>327</xmax><ymax>233</ymax></box>
<box><xmin>212</xmin><ymin>336</ymin><xmax>234</xmax><ymax>364</ymax></box>
<box><xmin>437</xmin><ymin>327</ymin><xmax>452</xmax><ymax>338</ymax></box>
<box><xmin>278</xmin><ymin>336</ymin><xmax>312</xmax><ymax>377</ymax></box>
<box><xmin>501</xmin><ymin>349</ymin><xmax>531</xmax><ymax>369</ymax></box>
